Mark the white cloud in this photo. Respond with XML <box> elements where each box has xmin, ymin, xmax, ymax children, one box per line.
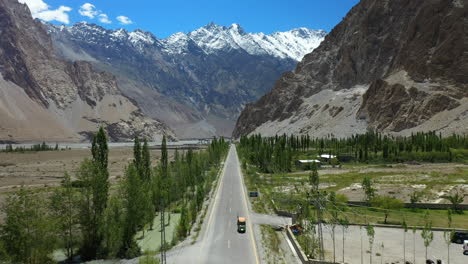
<box><xmin>79</xmin><ymin>3</ymin><xmax>112</xmax><ymax>24</ymax></box>
<box><xmin>19</xmin><ymin>0</ymin><xmax>71</xmax><ymax>24</ymax></box>
<box><xmin>79</xmin><ymin>3</ymin><xmax>98</xmax><ymax>19</ymax></box>
<box><xmin>116</xmin><ymin>15</ymin><xmax>133</xmax><ymax>25</ymax></box>
<box><xmin>98</xmin><ymin>14</ymin><xmax>111</xmax><ymax>24</ymax></box>
<box><xmin>36</xmin><ymin>6</ymin><xmax>72</xmax><ymax>24</ymax></box>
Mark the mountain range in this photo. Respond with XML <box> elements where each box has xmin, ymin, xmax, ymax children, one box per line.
<box><xmin>45</xmin><ymin>21</ymin><xmax>326</xmax><ymax>138</ymax></box>
<box><xmin>234</xmin><ymin>0</ymin><xmax>468</xmax><ymax>138</ymax></box>
<box><xmin>0</xmin><ymin>0</ymin><xmax>175</xmax><ymax>142</ymax></box>
<box><xmin>0</xmin><ymin>0</ymin><xmax>326</xmax><ymax>142</ymax></box>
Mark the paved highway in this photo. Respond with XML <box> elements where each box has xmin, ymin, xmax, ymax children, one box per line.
<box><xmin>167</xmin><ymin>145</ymin><xmax>259</xmax><ymax>264</ymax></box>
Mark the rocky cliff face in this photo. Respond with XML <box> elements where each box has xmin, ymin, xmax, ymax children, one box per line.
<box><xmin>46</xmin><ymin>22</ymin><xmax>326</xmax><ymax>138</ymax></box>
<box><xmin>233</xmin><ymin>0</ymin><xmax>468</xmax><ymax>138</ymax></box>
<box><xmin>0</xmin><ymin>0</ymin><xmax>175</xmax><ymax>142</ymax></box>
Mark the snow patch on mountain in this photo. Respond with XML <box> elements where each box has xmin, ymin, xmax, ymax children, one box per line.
<box><xmin>160</xmin><ymin>32</ymin><xmax>191</xmax><ymax>54</ymax></box>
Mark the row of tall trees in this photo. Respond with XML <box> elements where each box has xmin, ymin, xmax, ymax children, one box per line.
<box><xmin>238</xmin><ymin>134</ymin><xmax>295</xmax><ymax>173</ymax></box>
<box><xmin>239</xmin><ymin>132</ymin><xmax>468</xmax><ymax>168</ymax></box>
<box><xmin>2</xmin><ymin>142</ymin><xmax>61</xmax><ymax>152</ymax></box>
<box><xmin>0</xmin><ymin>129</ymin><xmax>229</xmax><ymax>263</ymax></box>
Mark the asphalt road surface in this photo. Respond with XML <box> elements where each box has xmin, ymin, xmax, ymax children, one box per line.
<box><xmin>167</xmin><ymin>145</ymin><xmax>259</xmax><ymax>264</ymax></box>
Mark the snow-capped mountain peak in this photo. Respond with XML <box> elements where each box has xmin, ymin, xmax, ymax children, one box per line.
<box><xmin>184</xmin><ymin>23</ymin><xmax>326</xmax><ymax>61</ymax></box>
<box><xmin>129</xmin><ymin>29</ymin><xmax>156</xmax><ymax>46</ymax></box>
<box><xmin>229</xmin><ymin>23</ymin><xmax>247</xmax><ymax>35</ymax></box>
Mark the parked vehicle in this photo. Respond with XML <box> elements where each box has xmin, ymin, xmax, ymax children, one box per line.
<box><xmin>451</xmin><ymin>231</ymin><xmax>468</xmax><ymax>244</ymax></box>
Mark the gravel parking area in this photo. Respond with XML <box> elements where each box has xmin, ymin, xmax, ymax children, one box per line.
<box><xmin>319</xmin><ymin>225</ymin><xmax>467</xmax><ymax>264</ymax></box>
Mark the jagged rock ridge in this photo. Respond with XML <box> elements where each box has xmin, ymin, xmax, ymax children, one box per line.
<box><xmin>0</xmin><ymin>0</ymin><xmax>175</xmax><ymax>142</ymax></box>
<box><xmin>233</xmin><ymin>0</ymin><xmax>468</xmax><ymax>138</ymax></box>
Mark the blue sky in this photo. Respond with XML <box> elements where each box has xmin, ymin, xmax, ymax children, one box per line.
<box><xmin>22</xmin><ymin>0</ymin><xmax>360</xmax><ymax>38</ymax></box>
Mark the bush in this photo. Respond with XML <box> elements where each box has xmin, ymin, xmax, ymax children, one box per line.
<box><xmin>371</xmin><ymin>196</ymin><xmax>404</xmax><ymax>224</ymax></box>
<box><xmin>70</xmin><ymin>180</ymin><xmax>89</xmax><ymax>188</ymax></box>
<box><xmin>451</xmin><ymin>148</ymin><xmax>468</xmax><ymax>162</ymax></box>
<box><xmin>139</xmin><ymin>253</ymin><xmax>160</xmax><ymax>264</ymax></box>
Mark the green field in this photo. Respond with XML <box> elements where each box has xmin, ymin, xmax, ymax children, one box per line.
<box><xmin>136</xmin><ymin>213</ymin><xmax>181</xmax><ymax>252</ymax></box>
<box><xmin>242</xmin><ymin>163</ymin><xmax>468</xmax><ymax>229</ymax></box>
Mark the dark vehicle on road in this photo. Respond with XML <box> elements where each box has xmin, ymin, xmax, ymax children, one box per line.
<box><xmin>452</xmin><ymin>231</ymin><xmax>468</xmax><ymax>244</ymax></box>
<box><xmin>237</xmin><ymin>217</ymin><xmax>246</xmax><ymax>233</ymax></box>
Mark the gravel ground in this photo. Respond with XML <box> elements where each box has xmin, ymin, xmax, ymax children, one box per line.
<box><xmin>319</xmin><ymin>225</ymin><xmax>467</xmax><ymax>264</ymax></box>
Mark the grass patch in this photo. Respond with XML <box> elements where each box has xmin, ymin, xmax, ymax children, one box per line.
<box><xmin>303</xmin><ymin>206</ymin><xmax>468</xmax><ymax>229</ymax></box>
<box><xmin>260</xmin><ymin>225</ymin><xmax>285</xmax><ymax>264</ymax></box>
<box><xmin>136</xmin><ymin>213</ymin><xmax>181</xmax><ymax>252</ymax></box>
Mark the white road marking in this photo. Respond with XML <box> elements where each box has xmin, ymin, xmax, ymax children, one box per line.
<box><xmin>229</xmin><ymin>207</ymin><xmax>232</xmax><ymax>213</ymax></box>
<box><xmin>197</xmin><ymin>148</ymin><xmax>229</xmax><ymax>263</ymax></box>
<box><xmin>235</xmin><ymin>146</ymin><xmax>260</xmax><ymax>264</ymax></box>
<box><xmin>228</xmin><ymin>240</ymin><xmax>231</xmax><ymax>249</ymax></box>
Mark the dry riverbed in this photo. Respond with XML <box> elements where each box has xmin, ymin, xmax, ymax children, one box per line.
<box><xmin>0</xmin><ymin>147</ymin><xmax>176</xmax><ymax>221</ymax></box>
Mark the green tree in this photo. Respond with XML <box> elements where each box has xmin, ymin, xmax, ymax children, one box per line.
<box><xmin>441</xmin><ymin>190</ymin><xmax>466</xmax><ymax>213</ymax></box>
<box><xmin>308</xmin><ymin>162</ymin><xmax>324</xmax><ymax>260</ymax></box>
<box><xmin>362</xmin><ymin>176</ymin><xmax>375</xmax><ymax>203</ymax></box>
<box><xmin>103</xmin><ymin>195</ymin><xmax>124</xmax><ymax>257</ymax></box>
<box><xmin>371</xmin><ymin>196</ymin><xmax>404</xmax><ymax>224</ymax></box>
<box><xmin>92</xmin><ymin>127</ymin><xmax>109</xmax><ymax>171</ymax></box>
<box><xmin>142</xmin><ymin>139</ymin><xmax>152</xmax><ymax>181</ymax></box>
<box><xmin>77</xmin><ymin>159</ymin><xmax>108</xmax><ymax>259</ymax></box>
<box><xmin>309</xmin><ymin>162</ymin><xmax>319</xmax><ymax>192</ymax></box>
<box><xmin>366</xmin><ymin>224</ymin><xmax>375</xmax><ymax>264</ymax></box>
<box><xmin>0</xmin><ymin>188</ymin><xmax>56</xmax><ymax>264</ymax></box>
<box><xmin>119</xmin><ymin>164</ymin><xmax>144</xmax><ymax>258</ymax></box>
<box><xmin>0</xmin><ymin>240</ymin><xmax>8</xmax><ymax>262</ymax></box>
<box><xmin>79</xmin><ymin>127</ymin><xmax>110</xmax><ymax>259</ymax></box>
<box><xmin>176</xmin><ymin>204</ymin><xmax>189</xmax><ymax>240</ymax></box>
<box><xmin>409</xmin><ymin>191</ymin><xmax>421</xmax><ymax>204</ymax></box>
<box><xmin>133</xmin><ymin>138</ymin><xmax>154</xmax><ymax>236</ymax></box>
<box><xmin>139</xmin><ymin>251</ymin><xmax>160</xmax><ymax>264</ymax></box>
<box><xmin>421</xmin><ymin>211</ymin><xmax>434</xmax><ymax>261</ymax></box>
<box><xmin>50</xmin><ymin>172</ymin><xmax>79</xmax><ymax>260</ymax></box>
<box><xmin>133</xmin><ymin>136</ymin><xmax>142</xmax><ymax>172</ymax></box>
<box><xmin>443</xmin><ymin>210</ymin><xmax>454</xmax><ymax>264</ymax></box>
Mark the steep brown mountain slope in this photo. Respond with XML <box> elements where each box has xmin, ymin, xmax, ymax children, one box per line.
<box><xmin>233</xmin><ymin>0</ymin><xmax>468</xmax><ymax>138</ymax></box>
<box><xmin>0</xmin><ymin>0</ymin><xmax>175</xmax><ymax>142</ymax></box>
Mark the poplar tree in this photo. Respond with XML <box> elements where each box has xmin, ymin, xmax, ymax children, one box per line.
<box><xmin>79</xmin><ymin>127</ymin><xmax>109</xmax><ymax>259</ymax></box>
<box><xmin>50</xmin><ymin>172</ymin><xmax>79</xmax><ymax>260</ymax></box>
<box><xmin>134</xmin><ymin>136</ymin><xmax>142</xmax><ymax>174</ymax></box>
<box><xmin>159</xmin><ymin>135</ymin><xmax>168</xmax><ymax>263</ymax></box>
<box><xmin>119</xmin><ymin>164</ymin><xmax>143</xmax><ymax>258</ymax></box>
<box><xmin>103</xmin><ymin>195</ymin><xmax>124</xmax><ymax>257</ymax></box>
<box><xmin>0</xmin><ymin>188</ymin><xmax>56</xmax><ymax>264</ymax></box>
<box><xmin>421</xmin><ymin>211</ymin><xmax>434</xmax><ymax>261</ymax></box>
<box><xmin>362</xmin><ymin>176</ymin><xmax>375</xmax><ymax>203</ymax></box>
<box><xmin>366</xmin><ymin>224</ymin><xmax>375</xmax><ymax>264</ymax></box>
<box><xmin>142</xmin><ymin>139</ymin><xmax>151</xmax><ymax>181</ymax></box>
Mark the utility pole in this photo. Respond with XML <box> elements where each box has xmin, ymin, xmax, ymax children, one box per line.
<box><xmin>314</xmin><ymin>191</ymin><xmax>325</xmax><ymax>260</ymax></box>
<box><xmin>160</xmin><ymin>200</ymin><xmax>166</xmax><ymax>264</ymax></box>
<box><xmin>309</xmin><ymin>163</ymin><xmax>324</xmax><ymax>260</ymax></box>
